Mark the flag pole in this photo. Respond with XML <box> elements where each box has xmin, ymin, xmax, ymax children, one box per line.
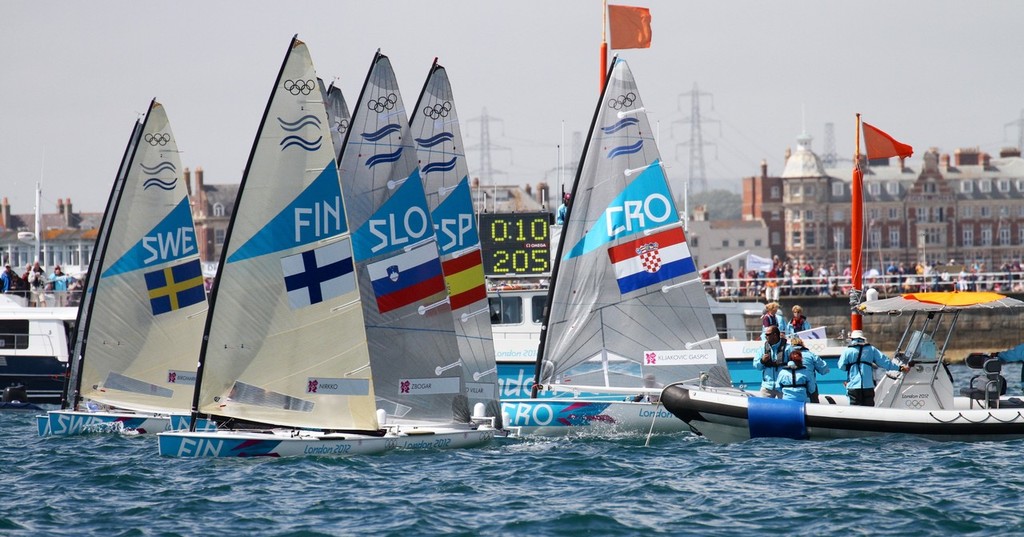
<box><xmin>850</xmin><ymin>113</ymin><xmax>863</xmax><ymax>332</ymax></box>
<box><xmin>600</xmin><ymin>0</ymin><xmax>608</xmax><ymax>90</ymax></box>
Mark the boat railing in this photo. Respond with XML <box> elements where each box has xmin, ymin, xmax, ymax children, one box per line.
<box><xmin>702</xmin><ymin>269</ymin><xmax>1023</xmax><ymax>300</ymax></box>
<box><xmin>4</xmin><ymin>289</ymin><xmax>81</xmax><ymax>308</ymax></box>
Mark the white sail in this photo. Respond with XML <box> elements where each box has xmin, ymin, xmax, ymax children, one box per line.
<box><xmin>194</xmin><ymin>38</ymin><xmax>378</xmax><ymax>431</ymax></box>
<box><xmin>63</xmin><ymin>118</ymin><xmax>144</xmax><ymax>410</ymax></box>
<box><xmin>339</xmin><ymin>51</ymin><xmax>468</xmax><ymax>424</ymax></box>
<box><xmin>75</xmin><ymin>101</ymin><xmax>207</xmax><ymax>414</ymax></box>
<box><xmin>536</xmin><ymin>59</ymin><xmax>730</xmax><ymax>393</ymax></box>
<box><xmin>409</xmin><ymin>60</ymin><xmax>500</xmax><ymax>418</ymax></box>
<box><xmin>320</xmin><ymin>79</ymin><xmax>351</xmax><ymax>163</ymax></box>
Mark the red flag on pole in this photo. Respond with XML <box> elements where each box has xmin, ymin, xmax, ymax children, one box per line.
<box><xmin>608</xmin><ymin>5</ymin><xmax>652</xmax><ymax>49</ymax></box>
<box><xmin>862</xmin><ymin>121</ymin><xmax>913</xmax><ymax>160</ymax></box>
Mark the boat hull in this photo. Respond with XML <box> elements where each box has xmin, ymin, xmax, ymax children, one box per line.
<box><xmin>501</xmin><ymin>398</ymin><xmax>688</xmax><ymax>436</ymax></box>
<box><xmin>0</xmin><ymin>355</ymin><xmax>66</xmax><ymax>405</ymax></box>
<box><xmin>661</xmin><ymin>385</ymin><xmax>1024</xmax><ymax>443</ymax></box>
<box><xmin>158</xmin><ymin>426</ymin><xmax>496</xmax><ymax>458</ymax></box>
<box><xmin>40</xmin><ymin>410</ymin><xmax>174</xmax><ymax>436</ymax></box>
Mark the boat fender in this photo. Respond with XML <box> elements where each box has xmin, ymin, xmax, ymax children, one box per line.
<box><xmin>747</xmin><ymin>398</ymin><xmax>807</xmax><ymax>440</ymax></box>
<box><xmin>2</xmin><ymin>384</ymin><xmax>28</xmax><ymax>403</ymax></box>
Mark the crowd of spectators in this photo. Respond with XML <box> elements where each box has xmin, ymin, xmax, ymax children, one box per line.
<box><xmin>700</xmin><ymin>256</ymin><xmax>1024</xmax><ymax>299</ymax></box>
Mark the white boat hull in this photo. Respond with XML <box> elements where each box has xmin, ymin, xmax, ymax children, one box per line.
<box><xmin>40</xmin><ymin>410</ymin><xmax>176</xmax><ymax>436</ymax></box>
<box><xmin>661</xmin><ymin>385</ymin><xmax>1024</xmax><ymax>443</ymax></box>
<box><xmin>158</xmin><ymin>425</ymin><xmax>496</xmax><ymax>458</ymax></box>
<box><xmin>501</xmin><ymin>398</ymin><xmax>688</xmax><ymax>436</ymax></box>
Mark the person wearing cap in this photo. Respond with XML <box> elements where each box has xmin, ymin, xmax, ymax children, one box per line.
<box><xmin>838</xmin><ymin>329</ymin><xmax>908</xmax><ymax>406</ymax></box>
<box><xmin>787</xmin><ymin>336</ymin><xmax>829</xmax><ymax>403</ymax></box>
<box><xmin>775</xmin><ymin>349</ymin><xmax>811</xmax><ymax>402</ymax></box>
<box><xmin>556</xmin><ymin>192</ymin><xmax>571</xmax><ymax>225</ymax></box>
<box><xmin>753</xmin><ymin>325</ymin><xmax>788</xmax><ymax>398</ymax></box>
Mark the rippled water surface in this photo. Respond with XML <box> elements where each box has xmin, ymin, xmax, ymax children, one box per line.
<box><xmin>5</xmin><ymin>365</ymin><xmax>1024</xmax><ymax>536</ymax></box>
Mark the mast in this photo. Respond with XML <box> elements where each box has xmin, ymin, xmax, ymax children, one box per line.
<box><xmin>34</xmin><ymin>182</ymin><xmax>41</xmax><ymax>263</ymax></box>
<box><xmin>851</xmin><ymin>113</ymin><xmax>863</xmax><ymax>331</ymax></box>
<box><xmin>532</xmin><ymin>56</ymin><xmax>617</xmax><ymax>397</ymax></box>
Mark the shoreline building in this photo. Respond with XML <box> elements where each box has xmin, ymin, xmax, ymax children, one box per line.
<box><xmin>743</xmin><ymin>133</ymin><xmax>1024</xmax><ymax>271</ymax></box>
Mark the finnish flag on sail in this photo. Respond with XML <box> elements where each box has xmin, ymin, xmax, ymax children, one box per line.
<box><xmin>607</xmin><ymin>227</ymin><xmax>696</xmax><ymax>294</ymax></box>
<box><xmin>281</xmin><ymin>239</ymin><xmax>356</xmax><ymax>309</ymax></box>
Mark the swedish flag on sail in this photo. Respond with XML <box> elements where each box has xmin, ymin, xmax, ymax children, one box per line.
<box><xmin>144</xmin><ymin>259</ymin><xmax>205</xmax><ymax>315</ymax></box>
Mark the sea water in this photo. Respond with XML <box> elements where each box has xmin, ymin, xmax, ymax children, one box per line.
<box><xmin>3</xmin><ymin>363</ymin><xmax>1024</xmax><ymax>536</ymax></box>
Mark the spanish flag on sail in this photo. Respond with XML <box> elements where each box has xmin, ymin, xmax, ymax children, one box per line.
<box><xmin>442</xmin><ymin>250</ymin><xmax>487</xmax><ymax>310</ymax></box>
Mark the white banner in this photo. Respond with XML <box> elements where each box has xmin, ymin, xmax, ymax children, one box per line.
<box><xmin>746</xmin><ymin>253</ymin><xmax>773</xmax><ymax>272</ymax></box>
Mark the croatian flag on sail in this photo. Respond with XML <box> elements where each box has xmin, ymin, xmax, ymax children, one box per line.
<box><xmin>281</xmin><ymin>239</ymin><xmax>356</xmax><ymax>309</ymax></box>
<box><xmin>607</xmin><ymin>227</ymin><xmax>696</xmax><ymax>294</ymax></box>
<box><xmin>367</xmin><ymin>244</ymin><xmax>446</xmax><ymax>314</ymax></box>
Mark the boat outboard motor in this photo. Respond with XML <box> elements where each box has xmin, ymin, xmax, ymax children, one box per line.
<box><xmin>2</xmin><ymin>384</ymin><xmax>28</xmax><ymax>403</ymax></box>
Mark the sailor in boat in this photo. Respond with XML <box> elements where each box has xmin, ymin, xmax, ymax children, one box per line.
<box><xmin>838</xmin><ymin>330</ymin><xmax>909</xmax><ymax>407</ymax></box>
<box><xmin>753</xmin><ymin>325</ymin><xmax>788</xmax><ymax>398</ymax></box>
<box><xmin>775</xmin><ymin>350</ymin><xmax>811</xmax><ymax>402</ymax></box>
<box><xmin>993</xmin><ymin>343</ymin><xmax>1024</xmax><ymax>391</ymax></box>
<box><xmin>555</xmin><ymin>192</ymin><xmax>570</xmax><ymax>225</ymax></box>
<box><xmin>760</xmin><ymin>301</ymin><xmax>784</xmax><ymax>339</ymax></box>
<box><xmin>786</xmin><ymin>336</ymin><xmax>828</xmax><ymax>403</ymax></box>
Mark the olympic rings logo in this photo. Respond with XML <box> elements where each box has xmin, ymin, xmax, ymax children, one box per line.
<box><xmin>368</xmin><ymin>93</ymin><xmax>398</xmax><ymax>113</ymax></box>
<box><xmin>145</xmin><ymin>133</ymin><xmax>170</xmax><ymax>146</ymax></box>
<box><xmin>336</xmin><ymin>119</ymin><xmax>349</xmax><ymax>134</ymax></box>
<box><xmin>284</xmin><ymin>79</ymin><xmax>315</xmax><ymax>95</ymax></box>
<box><xmin>608</xmin><ymin>92</ymin><xmax>637</xmax><ymax>110</ymax></box>
<box><xmin>425</xmin><ymin>101</ymin><xmax>452</xmax><ymax>120</ymax></box>
<box><xmin>905</xmin><ymin>399</ymin><xmax>926</xmax><ymax>409</ymax></box>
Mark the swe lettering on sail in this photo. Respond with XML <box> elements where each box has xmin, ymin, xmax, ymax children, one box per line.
<box><xmin>293</xmin><ymin>196</ymin><xmax>343</xmax><ymax>242</ymax></box>
<box><xmin>142</xmin><ymin>227</ymin><xmax>196</xmax><ymax>264</ymax></box>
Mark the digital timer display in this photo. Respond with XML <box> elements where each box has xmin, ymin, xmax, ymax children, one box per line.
<box><xmin>478</xmin><ymin>212</ymin><xmax>552</xmax><ymax>275</ymax></box>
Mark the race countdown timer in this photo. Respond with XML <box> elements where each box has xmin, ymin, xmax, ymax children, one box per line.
<box><xmin>478</xmin><ymin>212</ymin><xmax>552</xmax><ymax>275</ymax></box>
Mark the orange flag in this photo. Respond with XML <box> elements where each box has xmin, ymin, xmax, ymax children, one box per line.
<box><xmin>608</xmin><ymin>5</ymin><xmax>652</xmax><ymax>49</ymax></box>
<box><xmin>862</xmin><ymin>121</ymin><xmax>913</xmax><ymax>160</ymax></box>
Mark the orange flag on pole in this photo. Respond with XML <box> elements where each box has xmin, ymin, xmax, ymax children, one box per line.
<box><xmin>608</xmin><ymin>5</ymin><xmax>652</xmax><ymax>49</ymax></box>
<box><xmin>862</xmin><ymin>121</ymin><xmax>913</xmax><ymax>160</ymax></box>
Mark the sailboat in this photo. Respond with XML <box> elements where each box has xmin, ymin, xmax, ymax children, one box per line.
<box><xmin>335</xmin><ymin>50</ymin><xmax>500</xmax><ymax>445</ymax></box>
<box><xmin>660</xmin><ymin>117</ymin><xmax>1024</xmax><ymax>442</ymax></box>
<box><xmin>158</xmin><ymin>37</ymin><xmax>401</xmax><ymax>457</ymax></box>
<box><xmin>40</xmin><ymin>100</ymin><xmax>207</xmax><ymax>436</ymax></box>
<box><xmin>501</xmin><ymin>58</ymin><xmax>731</xmax><ymax>435</ymax></box>
<box><xmin>409</xmin><ymin>59</ymin><xmax>502</xmax><ymax>428</ymax></box>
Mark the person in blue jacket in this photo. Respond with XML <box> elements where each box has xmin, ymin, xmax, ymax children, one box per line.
<box><xmin>775</xmin><ymin>349</ymin><xmax>811</xmax><ymax>402</ymax></box>
<box><xmin>838</xmin><ymin>330</ymin><xmax>908</xmax><ymax>406</ymax></box>
<box><xmin>994</xmin><ymin>344</ymin><xmax>1024</xmax><ymax>390</ymax></box>
<box><xmin>753</xmin><ymin>325</ymin><xmax>788</xmax><ymax>398</ymax></box>
<box><xmin>787</xmin><ymin>336</ymin><xmax>829</xmax><ymax>403</ymax></box>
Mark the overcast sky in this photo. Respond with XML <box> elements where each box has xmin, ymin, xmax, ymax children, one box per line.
<box><xmin>4</xmin><ymin>1</ymin><xmax>1024</xmax><ymax>215</ymax></box>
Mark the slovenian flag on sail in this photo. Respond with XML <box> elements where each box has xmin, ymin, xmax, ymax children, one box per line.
<box><xmin>144</xmin><ymin>259</ymin><xmax>206</xmax><ymax>315</ymax></box>
<box><xmin>607</xmin><ymin>227</ymin><xmax>696</xmax><ymax>294</ymax></box>
<box><xmin>442</xmin><ymin>249</ymin><xmax>487</xmax><ymax>310</ymax></box>
<box><xmin>368</xmin><ymin>245</ymin><xmax>446</xmax><ymax>313</ymax></box>
<box><xmin>281</xmin><ymin>239</ymin><xmax>356</xmax><ymax>309</ymax></box>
